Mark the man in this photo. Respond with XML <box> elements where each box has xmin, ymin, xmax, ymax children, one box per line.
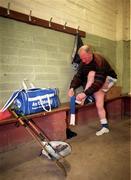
<box><xmin>68</xmin><ymin>44</ymin><xmax>117</xmax><ymax>136</ymax></box>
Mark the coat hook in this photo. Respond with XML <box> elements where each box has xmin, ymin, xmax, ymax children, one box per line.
<box><xmin>63</xmin><ymin>22</ymin><xmax>67</xmax><ymax>30</ymax></box>
<box><xmin>29</xmin><ymin>10</ymin><xmax>32</xmax><ymax>21</ymax></box>
<box><xmin>76</xmin><ymin>26</ymin><xmax>80</xmax><ymax>34</ymax></box>
<box><xmin>49</xmin><ymin>17</ymin><xmax>53</xmax><ymax>27</ymax></box>
<box><xmin>7</xmin><ymin>2</ymin><xmax>10</xmax><ymax>15</ymax></box>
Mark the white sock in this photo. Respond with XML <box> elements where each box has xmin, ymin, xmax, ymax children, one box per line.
<box><xmin>70</xmin><ymin>114</ymin><xmax>75</xmax><ymax>125</ymax></box>
<box><xmin>100</xmin><ymin>118</ymin><xmax>108</xmax><ymax>124</ymax></box>
<box><xmin>100</xmin><ymin>118</ymin><xmax>109</xmax><ymax>129</ymax></box>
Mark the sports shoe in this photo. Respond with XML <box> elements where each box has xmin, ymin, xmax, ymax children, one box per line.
<box><xmin>54</xmin><ymin>144</ymin><xmax>68</xmax><ymax>153</ymax></box>
<box><xmin>66</xmin><ymin>128</ymin><xmax>77</xmax><ymax>139</ymax></box>
<box><xmin>96</xmin><ymin>127</ymin><xmax>109</xmax><ymax>136</ymax></box>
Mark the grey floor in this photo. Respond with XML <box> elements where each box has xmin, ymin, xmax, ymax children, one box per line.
<box><xmin>0</xmin><ymin>117</ymin><xmax>130</xmax><ymax>180</ymax></box>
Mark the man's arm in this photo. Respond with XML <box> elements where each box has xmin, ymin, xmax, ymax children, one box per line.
<box><xmin>84</xmin><ymin>55</ymin><xmax>115</xmax><ymax>96</ymax></box>
<box><xmin>84</xmin><ymin>71</ymin><xmax>106</xmax><ymax>96</ymax></box>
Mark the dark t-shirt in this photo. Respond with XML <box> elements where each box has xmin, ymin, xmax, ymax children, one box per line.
<box><xmin>70</xmin><ymin>53</ymin><xmax>117</xmax><ymax>96</ymax></box>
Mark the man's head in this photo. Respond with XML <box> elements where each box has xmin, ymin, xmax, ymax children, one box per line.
<box><xmin>78</xmin><ymin>44</ymin><xmax>93</xmax><ymax>64</ymax></box>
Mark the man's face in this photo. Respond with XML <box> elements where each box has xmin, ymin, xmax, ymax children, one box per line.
<box><xmin>79</xmin><ymin>49</ymin><xmax>93</xmax><ymax>64</ymax></box>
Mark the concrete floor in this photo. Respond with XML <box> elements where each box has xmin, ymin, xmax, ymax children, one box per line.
<box><xmin>0</xmin><ymin>117</ymin><xmax>130</xmax><ymax>180</ymax></box>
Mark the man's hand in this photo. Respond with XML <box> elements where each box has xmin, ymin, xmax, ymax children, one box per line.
<box><xmin>68</xmin><ymin>88</ymin><xmax>75</xmax><ymax>97</ymax></box>
<box><xmin>76</xmin><ymin>92</ymin><xmax>86</xmax><ymax>101</ymax></box>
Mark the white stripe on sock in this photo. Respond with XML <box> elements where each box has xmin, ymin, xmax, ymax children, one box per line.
<box><xmin>100</xmin><ymin>118</ymin><xmax>108</xmax><ymax>124</ymax></box>
<box><xmin>70</xmin><ymin>114</ymin><xmax>76</xmax><ymax>125</ymax></box>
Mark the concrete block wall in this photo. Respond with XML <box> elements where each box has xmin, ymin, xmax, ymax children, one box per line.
<box><xmin>0</xmin><ymin>0</ymin><xmax>130</xmax><ymax>107</ymax></box>
<box><xmin>0</xmin><ymin>16</ymin><xmax>118</xmax><ymax>108</ymax></box>
<box><xmin>0</xmin><ymin>17</ymin><xmax>75</xmax><ymax>107</ymax></box>
<box><xmin>116</xmin><ymin>0</ymin><xmax>130</xmax><ymax>93</ymax></box>
<box><xmin>0</xmin><ymin>0</ymin><xmax>117</xmax><ymax>40</ymax></box>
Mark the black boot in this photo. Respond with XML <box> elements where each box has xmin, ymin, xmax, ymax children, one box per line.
<box><xmin>66</xmin><ymin>128</ymin><xmax>77</xmax><ymax>139</ymax></box>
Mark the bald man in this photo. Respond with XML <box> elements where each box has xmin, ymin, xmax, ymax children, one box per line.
<box><xmin>68</xmin><ymin>45</ymin><xmax>117</xmax><ymax>136</ymax></box>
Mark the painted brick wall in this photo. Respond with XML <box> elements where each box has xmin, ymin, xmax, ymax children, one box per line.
<box><xmin>0</xmin><ymin>0</ymin><xmax>117</xmax><ymax>40</ymax></box>
<box><xmin>0</xmin><ymin>0</ymin><xmax>130</xmax><ymax>108</ymax></box>
<box><xmin>116</xmin><ymin>0</ymin><xmax>130</xmax><ymax>93</ymax></box>
<box><xmin>0</xmin><ymin>17</ymin><xmax>117</xmax><ymax>107</ymax></box>
<box><xmin>0</xmin><ymin>17</ymin><xmax>75</xmax><ymax>106</ymax></box>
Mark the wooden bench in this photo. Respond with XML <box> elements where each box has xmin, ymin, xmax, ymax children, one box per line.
<box><xmin>0</xmin><ymin>93</ymin><xmax>130</xmax><ymax>152</ymax></box>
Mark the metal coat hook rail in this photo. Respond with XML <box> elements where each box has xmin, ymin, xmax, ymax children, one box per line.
<box><xmin>0</xmin><ymin>6</ymin><xmax>86</xmax><ymax>37</ymax></box>
<box><xmin>29</xmin><ymin>10</ymin><xmax>32</xmax><ymax>22</ymax></box>
<box><xmin>76</xmin><ymin>26</ymin><xmax>80</xmax><ymax>34</ymax></box>
<box><xmin>63</xmin><ymin>22</ymin><xmax>67</xmax><ymax>30</ymax></box>
<box><xmin>7</xmin><ymin>2</ymin><xmax>10</xmax><ymax>15</ymax></box>
<box><xmin>49</xmin><ymin>17</ymin><xmax>53</xmax><ymax>27</ymax></box>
